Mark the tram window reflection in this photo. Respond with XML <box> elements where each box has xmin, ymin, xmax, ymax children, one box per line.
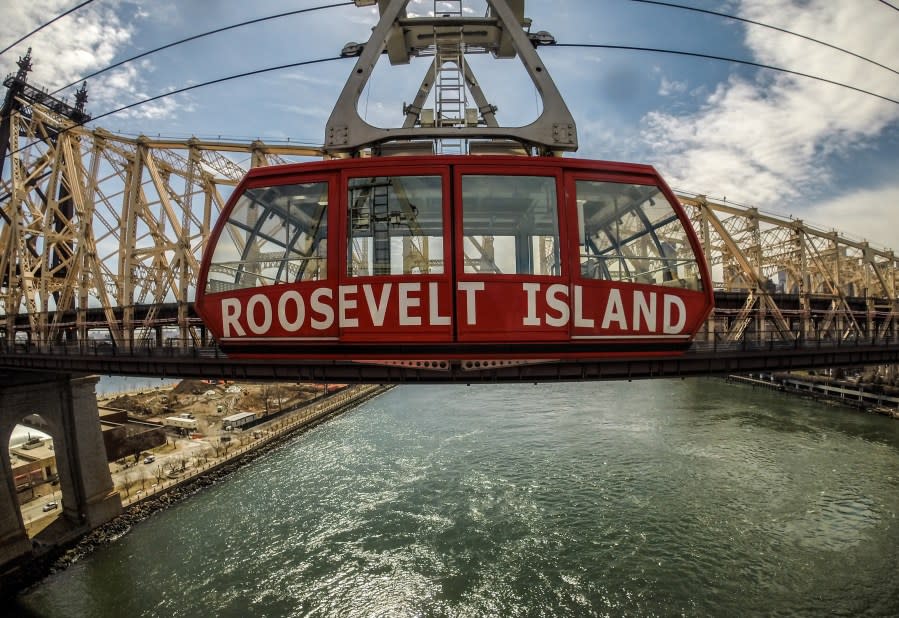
<box><xmin>206</xmin><ymin>182</ymin><xmax>328</xmax><ymax>292</ymax></box>
<box><xmin>576</xmin><ymin>180</ymin><xmax>703</xmax><ymax>290</ymax></box>
<box><xmin>461</xmin><ymin>175</ymin><xmax>560</xmax><ymax>275</ymax></box>
<box><xmin>347</xmin><ymin>176</ymin><xmax>444</xmax><ymax>277</ymax></box>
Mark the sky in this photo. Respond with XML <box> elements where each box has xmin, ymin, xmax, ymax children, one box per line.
<box><xmin>2</xmin><ymin>0</ymin><xmax>898</xmax><ymax>249</ymax></box>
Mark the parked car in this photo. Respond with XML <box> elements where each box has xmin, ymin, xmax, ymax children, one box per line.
<box><xmin>42</xmin><ymin>501</ymin><xmax>58</xmax><ymax>512</ymax></box>
<box><xmin>143</xmin><ymin>455</ymin><xmax>156</xmax><ymax>464</ymax></box>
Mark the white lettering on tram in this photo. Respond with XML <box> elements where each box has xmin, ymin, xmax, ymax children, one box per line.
<box><xmin>523</xmin><ymin>282</ymin><xmax>541</xmax><ymax>326</ymax></box>
<box><xmin>339</xmin><ymin>285</ymin><xmax>359</xmax><ymax>328</ymax></box>
<box><xmin>518</xmin><ymin>283</ymin><xmax>688</xmax><ymax>334</ymax></box>
<box><xmin>545</xmin><ymin>283</ymin><xmax>570</xmax><ymax>328</ymax></box>
<box><xmin>664</xmin><ymin>294</ymin><xmax>686</xmax><ymax>334</ymax></box>
<box><xmin>277</xmin><ymin>290</ymin><xmax>305</xmax><ymax>332</ymax></box>
<box><xmin>600</xmin><ymin>288</ymin><xmax>627</xmax><ymax>330</ymax></box>
<box><xmin>633</xmin><ymin>291</ymin><xmax>656</xmax><ymax>332</ymax></box>
<box><xmin>218</xmin><ymin>281</ymin><xmax>690</xmax><ymax>337</ymax></box>
<box><xmin>222</xmin><ymin>298</ymin><xmax>246</xmax><ymax>337</ymax></box>
<box><xmin>457</xmin><ymin>281</ymin><xmax>484</xmax><ymax>326</ymax></box>
<box><xmin>573</xmin><ymin>285</ymin><xmax>594</xmax><ymax>328</ymax></box>
<box><xmin>246</xmin><ymin>294</ymin><xmax>272</xmax><ymax>334</ymax></box>
<box><xmin>310</xmin><ymin>287</ymin><xmax>334</xmax><ymax>330</ymax></box>
<box><xmin>429</xmin><ymin>281</ymin><xmax>452</xmax><ymax>326</ymax></box>
<box><xmin>398</xmin><ymin>282</ymin><xmax>422</xmax><ymax>326</ymax></box>
<box><xmin>363</xmin><ymin>283</ymin><xmax>391</xmax><ymax>327</ymax></box>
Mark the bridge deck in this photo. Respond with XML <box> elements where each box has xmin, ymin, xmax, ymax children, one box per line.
<box><xmin>2</xmin><ymin>338</ymin><xmax>897</xmax><ymax>383</ymax></box>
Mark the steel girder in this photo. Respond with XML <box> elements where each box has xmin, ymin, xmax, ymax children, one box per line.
<box><xmin>1</xmin><ymin>99</ymin><xmax>897</xmax><ymax>349</ymax></box>
<box><xmin>0</xmin><ymin>99</ymin><xmax>321</xmax><ymax>348</ymax></box>
<box><xmin>679</xmin><ymin>195</ymin><xmax>899</xmax><ymax>345</ymax></box>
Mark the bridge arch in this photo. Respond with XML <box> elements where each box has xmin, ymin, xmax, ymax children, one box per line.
<box><xmin>0</xmin><ymin>375</ymin><xmax>121</xmax><ymax>566</ymax></box>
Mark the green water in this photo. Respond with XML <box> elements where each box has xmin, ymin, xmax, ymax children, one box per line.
<box><xmin>15</xmin><ymin>379</ymin><xmax>899</xmax><ymax>616</ymax></box>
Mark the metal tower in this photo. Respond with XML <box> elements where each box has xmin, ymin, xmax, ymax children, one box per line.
<box><xmin>327</xmin><ymin>0</ymin><xmax>576</xmax><ymax>156</ymax></box>
<box><xmin>431</xmin><ymin>0</ymin><xmax>466</xmax><ymax>153</ymax></box>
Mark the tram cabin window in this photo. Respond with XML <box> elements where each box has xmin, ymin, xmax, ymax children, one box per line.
<box><xmin>346</xmin><ymin>176</ymin><xmax>444</xmax><ymax>277</ymax></box>
<box><xmin>461</xmin><ymin>175</ymin><xmax>560</xmax><ymax>275</ymax></box>
<box><xmin>206</xmin><ymin>182</ymin><xmax>328</xmax><ymax>292</ymax></box>
<box><xmin>576</xmin><ymin>181</ymin><xmax>702</xmax><ymax>290</ymax></box>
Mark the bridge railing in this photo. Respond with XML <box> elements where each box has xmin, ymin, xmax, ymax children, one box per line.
<box><xmin>0</xmin><ymin>338</ymin><xmax>229</xmax><ymax>359</ymax></box>
<box><xmin>691</xmin><ymin>334</ymin><xmax>898</xmax><ymax>354</ymax></box>
<box><xmin>0</xmin><ymin>332</ymin><xmax>896</xmax><ymax>360</ymax></box>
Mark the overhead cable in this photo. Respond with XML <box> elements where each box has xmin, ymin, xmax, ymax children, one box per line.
<box><xmin>8</xmin><ymin>56</ymin><xmax>345</xmax><ymax>157</ymax></box>
<box><xmin>51</xmin><ymin>1</ymin><xmax>354</xmax><ymax>95</ymax></box>
<box><xmin>88</xmin><ymin>56</ymin><xmax>344</xmax><ymax>124</ymax></box>
<box><xmin>552</xmin><ymin>43</ymin><xmax>899</xmax><ymax>106</ymax></box>
<box><xmin>877</xmin><ymin>0</ymin><xmax>899</xmax><ymax>12</ymax></box>
<box><xmin>0</xmin><ymin>0</ymin><xmax>97</xmax><ymax>56</ymax></box>
<box><xmin>630</xmin><ymin>0</ymin><xmax>899</xmax><ymax>78</ymax></box>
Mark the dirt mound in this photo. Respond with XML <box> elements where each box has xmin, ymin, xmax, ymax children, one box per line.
<box><xmin>171</xmin><ymin>379</ymin><xmax>214</xmax><ymax>395</ymax></box>
<box><xmin>106</xmin><ymin>394</ymin><xmax>154</xmax><ymax>416</ymax></box>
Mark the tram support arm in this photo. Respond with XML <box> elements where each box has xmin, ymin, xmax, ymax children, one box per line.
<box><xmin>324</xmin><ymin>0</ymin><xmax>578</xmax><ymax>156</ymax></box>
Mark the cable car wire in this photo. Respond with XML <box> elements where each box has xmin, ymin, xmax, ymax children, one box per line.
<box><xmin>552</xmin><ymin>43</ymin><xmax>899</xmax><ymax>106</ymax></box>
<box><xmin>877</xmin><ymin>0</ymin><xmax>899</xmax><ymax>11</ymax></box>
<box><xmin>7</xmin><ymin>39</ymin><xmax>899</xmax><ymax>159</ymax></box>
<box><xmin>5</xmin><ymin>7</ymin><xmax>898</xmax><ymax>158</ymax></box>
<box><xmin>630</xmin><ymin>0</ymin><xmax>899</xmax><ymax>77</ymax></box>
<box><xmin>89</xmin><ymin>56</ymin><xmax>343</xmax><ymax>125</ymax></box>
<box><xmin>50</xmin><ymin>1</ymin><xmax>354</xmax><ymax>96</ymax></box>
<box><xmin>0</xmin><ymin>0</ymin><xmax>96</xmax><ymax>57</ymax></box>
<box><xmin>7</xmin><ymin>56</ymin><xmax>345</xmax><ymax>157</ymax></box>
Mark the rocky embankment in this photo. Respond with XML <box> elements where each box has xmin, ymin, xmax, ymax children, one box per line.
<box><xmin>4</xmin><ymin>384</ymin><xmax>391</xmax><ymax>599</ymax></box>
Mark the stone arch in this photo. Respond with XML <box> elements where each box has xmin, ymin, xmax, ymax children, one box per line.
<box><xmin>0</xmin><ymin>374</ymin><xmax>121</xmax><ymax>568</ymax></box>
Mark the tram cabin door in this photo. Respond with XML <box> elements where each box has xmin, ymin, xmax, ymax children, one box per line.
<box><xmin>453</xmin><ymin>164</ymin><xmax>569</xmax><ymax>346</ymax></box>
<box><xmin>338</xmin><ymin>164</ymin><xmax>454</xmax><ymax>347</ymax></box>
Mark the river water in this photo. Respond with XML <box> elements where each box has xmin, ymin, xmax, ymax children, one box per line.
<box><xmin>14</xmin><ymin>379</ymin><xmax>899</xmax><ymax>616</ymax></box>
<box><xmin>95</xmin><ymin>375</ymin><xmax>179</xmax><ymax>397</ymax></box>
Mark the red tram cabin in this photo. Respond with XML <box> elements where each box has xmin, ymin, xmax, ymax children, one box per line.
<box><xmin>195</xmin><ymin>156</ymin><xmax>714</xmax><ymax>360</ymax></box>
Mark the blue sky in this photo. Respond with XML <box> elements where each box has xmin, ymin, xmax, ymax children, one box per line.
<box><xmin>3</xmin><ymin>0</ymin><xmax>899</xmax><ymax>249</ymax></box>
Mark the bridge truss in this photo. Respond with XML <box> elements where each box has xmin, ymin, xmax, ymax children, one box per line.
<box><xmin>1</xmin><ymin>61</ymin><xmax>897</xmax><ymax>352</ymax></box>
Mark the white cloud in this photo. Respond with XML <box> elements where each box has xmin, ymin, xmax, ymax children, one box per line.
<box><xmin>84</xmin><ymin>61</ymin><xmax>183</xmax><ymax>121</ymax></box>
<box><xmin>641</xmin><ymin>0</ymin><xmax>899</xmax><ymax>217</ymax></box>
<box><xmin>796</xmin><ymin>183</ymin><xmax>899</xmax><ymax>251</ymax></box>
<box><xmin>0</xmin><ymin>0</ymin><xmax>186</xmax><ymax>124</ymax></box>
<box><xmin>271</xmin><ymin>102</ymin><xmax>333</xmax><ymax>122</ymax></box>
<box><xmin>658</xmin><ymin>76</ymin><xmax>687</xmax><ymax>97</ymax></box>
<box><xmin>1</xmin><ymin>1</ymin><xmax>131</xmax><ymax>89</ymax></box>
<box><xmin>279</xmin><ymin>72</ymin><xmax>337</xmax><ymax>87</ymax></box>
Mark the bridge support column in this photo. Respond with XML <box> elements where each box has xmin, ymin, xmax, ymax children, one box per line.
<box><xmin>60</xmin><ymin>376</ymin><xmax>122</xmax><ymax>527</ymax></box>
<box><xmin>0</xmin><ymin>373</ymin><xmax>121</xmax><ymax>567</ymax></box>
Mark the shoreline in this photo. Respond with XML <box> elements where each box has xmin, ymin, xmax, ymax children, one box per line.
<box><xmin>4</xmin><ymin>383</ymin><xmax>393</xmax><ymax>599</ymax></box>
<box><xmin>726</xmin><ymin>373</ymin><xmax>899</xmax><ymax>419</ymax></box>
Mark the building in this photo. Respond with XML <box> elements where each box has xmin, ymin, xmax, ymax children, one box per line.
<box><xmin>99</xmin><ymin>409</ymin><xmax>166</xmax><ymax>461</ymax></box>
<box><xmin>222</xmin><ymin>412</ymin><xmax>257</xmax><ymax>431</ymax></box>
<box><xmin>9</xmin><ymin>434</ymin><xmax>57</xmax><ymax>500</ymax></box>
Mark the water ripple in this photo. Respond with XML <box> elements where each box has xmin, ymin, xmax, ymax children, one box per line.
<box><xmin>15</xmin><ymin>380</ymin><xmax>899</xmax><ymax>617</ymax></box>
